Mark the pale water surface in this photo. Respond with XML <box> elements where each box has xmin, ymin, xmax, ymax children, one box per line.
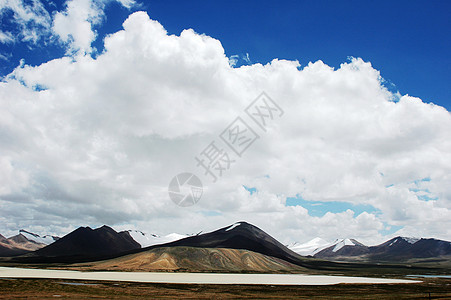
<box><xmin>0</xmin><ymin>267</ymin><xmax>421</xmax><ymax>285</ymax></box>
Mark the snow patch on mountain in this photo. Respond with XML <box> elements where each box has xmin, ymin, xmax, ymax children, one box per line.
<box><xmin>332</xmin><ymin>238</ymin><xmax>356</xmax><ymax>252</ymax></box>
<box><xmin>290</xmin><ymin>237</ymin><xmax>366</xmax><ymax>256</ymax></box>
<box><xmin>127</xmin><ymin>230</ymin><xmax>188</xmax><ymax>247</ymax></box>
<box><xmin>288</xmin><ymin>237</ymin><xmax>330</xmax><ymax>256</ymax></box>
<box><xmin>225</xmin><ymin>222</ymin><xmax>241</xmax><ymax>232</ymax></box>
<box><xmin>389</xmin><ymin>239</ymin><xmax>398</xmax><ymax>246</ymax></box>
<box><xmin>19</xmin><ymin>230</ymin><xmax>59</xmax><ymax>245</ymax></box>
<box><xmin>401</xmin><ymin>237</ymin><xmax>420</xmax><ymax>244</ymax></box>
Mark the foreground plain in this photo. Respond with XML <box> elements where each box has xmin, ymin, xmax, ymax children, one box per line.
<box><xmin>1</xmin><ymin>277</ymin><xmax>450</xmax><ymax>299</ymax></box>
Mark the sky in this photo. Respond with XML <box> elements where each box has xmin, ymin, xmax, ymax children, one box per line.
<box><xmin>0</xmin><ymin>0</ymin><xmax>450</xmax><ymax>246</ymax></box>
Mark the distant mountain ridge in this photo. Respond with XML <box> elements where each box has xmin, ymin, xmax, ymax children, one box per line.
<box><xmin>19</xmin><ymin>230</ymin><xmax>60</xmax><ymax>245</ymax></box>
<box><xmin>2</xmin><ymin>223</ymin><xmax>450</xmax><ymax>267</ymax></box>
<box><xmin>313</xmin><ymin>236</ymin><xmax>451</xmax><ymax>261</ymax></box>
<box><xmin>0</xmin><ymin>232</ymin><xmax>47</xmax><ymax>257</ymax></box>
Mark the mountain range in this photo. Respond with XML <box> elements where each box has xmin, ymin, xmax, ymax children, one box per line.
<box><xmin>65</xmin><ymin>222</ymin><xmax>344</xmax><ymax>271</ymax></box>
<box><xmin>18</xmin><ymin>230</ymin><xmax>60</xmax><ymax>245</ymax></box>
<box><xmin>1</xmin><ymin>222</ymin><xmax>450</xmax><ymax>271</ymax></box>
<box><xmin>310</xmin><ymin>236</ymin><xmax>451</xmax><ymax>262</ymax></box>
<box><xmin>0</xmin><ymin>232</ymin><xmax>48</xmax><ymax>257</ymax></box>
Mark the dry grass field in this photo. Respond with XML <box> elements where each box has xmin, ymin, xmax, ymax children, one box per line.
<box><xmin>1</xmin><ymin>277</ymin><xmax>450</xmax><ymax>299</ymax></box>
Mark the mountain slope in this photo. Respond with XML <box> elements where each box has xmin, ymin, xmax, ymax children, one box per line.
<box><xmin>34</xmin><ymin>225</ymin><xmax>141</xmax><ymax>258</ymax></box>
<box><xmin>0</xmin><ymin>234</ymin><xmax>26</xmax><ymax>257</ymax></box>
<box><xmin>80</xmin><ymin>246</ymin><xmax>307</xmax><ymax>273</ymax></box>
<box><xmin>0</xmin><ymin>243</ymin><xmax>22</xmax><ymax>257</ymax></box>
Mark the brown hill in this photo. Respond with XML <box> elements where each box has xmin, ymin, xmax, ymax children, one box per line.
<box><xmin>8</xmin><ymin>234</ymin><xmax>47</xmax><ymax>251</ymax></box>
<box><xmin>0</xmin><ymin>233</ymin><xmax>46</xmax><ymax>257</ymax></box>
<box><xmin>78</xmin><ymin>246</ymin><xmax>307</xmax><ymax>273</ymax></box>
<box><xmin>144</xmin><ymin>221</ymin><xmax>316</xmax><ymax>268</ymax></box>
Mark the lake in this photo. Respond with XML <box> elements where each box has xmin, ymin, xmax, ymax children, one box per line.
<box><xmin>0</xmin><ymin>267</ymin><xmax>422</xmax><ymax>285</ymax></box>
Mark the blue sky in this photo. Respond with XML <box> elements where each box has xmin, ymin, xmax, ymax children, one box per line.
<box><xmin>244</xmin><ymin>185</ymin><xmax>379</xmax><ymax>218</ymax></box>
<box><xmin>1</xmin><ymin>0</ymin><xmax>450</xmax><ymax>244</ymax></box>
<box><xmin>1</xmin><ymin>0</ymin><xmax>450</xmax><ymax>110</ymax></box>
<box><xmin>147</xmin><ymin>0</ymin><xmax>451</xmax><ymax>109</ymax></box>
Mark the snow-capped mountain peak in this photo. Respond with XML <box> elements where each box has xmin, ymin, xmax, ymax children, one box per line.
<box><xmin>288</xmin><ymin>237</ymin><xmax>330</xmax><ymax>256</ymax></box>
<box><xmin>289</xmin><ymin>237</ymin><xmax>366</xmax><ymax>256</ymax></box>
<box><xmin>388</xmin><ymin>236</ymin><xmax>421</xmax><ymax>246</ymax></box>
<box><xmin>400</xmin><ymin>237</ymin><xmax>420</xmax><ymax>244</ymax></box>
<box><xmin>332</xmin><ymin>238</ymin><xmax>356</xmax><ymax>252</ymax></box>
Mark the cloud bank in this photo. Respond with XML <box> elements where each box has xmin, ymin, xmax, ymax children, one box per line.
<box><xmin>0</xmin><ymin>8</ymin><xmax>450</xmax><ymax>245</ymax></box>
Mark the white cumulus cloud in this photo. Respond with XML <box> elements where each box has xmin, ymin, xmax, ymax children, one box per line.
<box><xmin>0</xmin><ymin>0</ymin><xmax>51</xmax><ymax>43</ymax></box>
<box><xmin>0</xmin><ymin>11</ymin><xmax>450</xmax><ymax>245</ymax></box>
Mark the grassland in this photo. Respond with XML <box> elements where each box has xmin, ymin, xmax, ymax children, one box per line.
<box><xmin>1</xmin><ymin>277</ymin><xmax>450</xmax><ymax>299</ymax></box>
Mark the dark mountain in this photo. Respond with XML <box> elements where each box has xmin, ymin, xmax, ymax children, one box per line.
<box><xmin>369</xmin><ymin>237</ymin><xmax>451</xmax><ymax>261</ymax></box>
<box><xmin>0</xmin><ymin>243</ymin><xmax>22</xmax><ymax>257</ymax></box>
<box><xmin>315</xmin><ymin>236</ymin><xmax>451</xmax><ymax>262</ymax></box>
<box><xmin>133</xmin><ymin>222</ymin><xmax>364</xmax><ymax>270</ymax></box>
<box><xmin>33</xmin><ymin>225</ymin><xmax>141</xmax><ymax>259</ymax></box>
<box><xmin>154</xmin><ymin>222</ymin><xmax>304</xmax><ymax>264</ymax></box>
